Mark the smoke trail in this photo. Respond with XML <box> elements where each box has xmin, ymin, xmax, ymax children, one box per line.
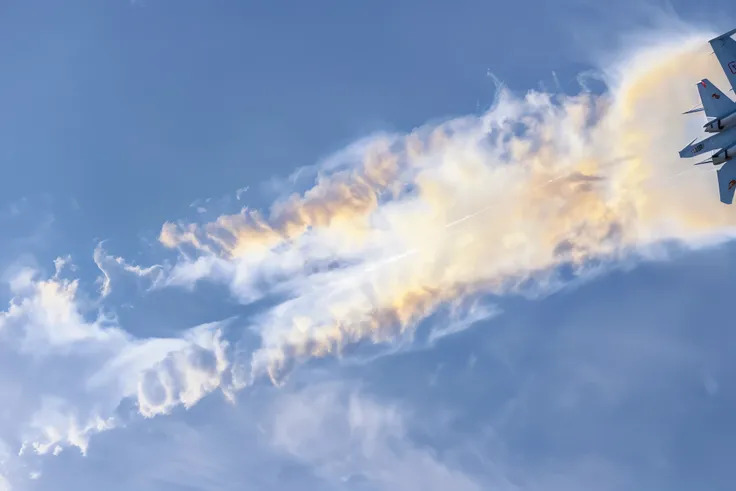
<box><xmin>156</xmin><ymin>28</ymin><xmax>736</xmax><ymax>385</ymax></box>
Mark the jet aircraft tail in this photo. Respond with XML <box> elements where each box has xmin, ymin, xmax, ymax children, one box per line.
<box><xmin>709</xmin><ymin>28</ymin><xmax>736</xmax><ymax>93</ymax></box>
<box><xmin>697</xmin><ymin>79</ymin><xmax>736</xmax><ymax>119</ymax></box>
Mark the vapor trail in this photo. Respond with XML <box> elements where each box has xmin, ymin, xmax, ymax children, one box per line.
<box><xmin>149</xmin><ymin>28</ymin><xmax>736</xmax><ymax>386</ymax></box>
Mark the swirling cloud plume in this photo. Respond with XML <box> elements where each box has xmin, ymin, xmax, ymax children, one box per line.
<box><xmin>158</xmin><ymin>27</ymin><xmax>736</xmax><ymax>384</ymax></box>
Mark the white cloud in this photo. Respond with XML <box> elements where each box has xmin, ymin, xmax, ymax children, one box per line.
<box><xmin>20</xmin><ymin>397</ymin><xmax>115</xmax><ymax>457</ymax></box>
<box><xmin>6</xmin><ymin>247</ymin><xmax>733</xmax><ymax>491</ymax></box>
<box><xmin>268</xmin><ymin>381</ymin><xmax>485</xmax><ymax>491</ymax></box>
<box><xmin>0</xmin><ymin>267</ymin><xmax>124</xmax><ymax>351</ymax></box>
<box><xmin>0</xmin><ymin>259</ymin><xmax>234</xmax><ymax>477</ymax></box>
<box><xmin>0</xmin><ymin>440</ymin><xmax>11</xmax><ymax>491</ymax></box>
<box><xmin>235</xmin><ymin>186</ymin><xmax>249</xmax><ymax>200</ymax></box>
<box><xmin>92</xmin><ymin>243</ymin><xmax>165</xmax><ymax>298</ymax></box>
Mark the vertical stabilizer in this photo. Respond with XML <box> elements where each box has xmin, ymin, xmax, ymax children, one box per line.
<box><xmin>709</xmin><ymin>28</ymin><xmax>736</xmax><ymax>93</ymax></box>
<box><xmin>697</xmin><ymin>79</ymin><xmax>736</xmax><ymax>119</ymax></box>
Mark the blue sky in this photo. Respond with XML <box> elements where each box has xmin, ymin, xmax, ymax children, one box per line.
<box><xmin>3</xmin><ymin>1</ymin><xmax>736</xmax><ymax>490</ymax></box>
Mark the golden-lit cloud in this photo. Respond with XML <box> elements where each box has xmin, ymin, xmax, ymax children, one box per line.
<box><xmin>159</xmin><ymin>29</ymin><xmax>736</xmax><ymax>385</ymax></box>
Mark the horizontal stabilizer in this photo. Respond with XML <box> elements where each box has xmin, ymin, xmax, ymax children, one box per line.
<box><xmin>680</xmin><ymin>128</ymin><xmax>736</xmax><ymax>158</ymax></box>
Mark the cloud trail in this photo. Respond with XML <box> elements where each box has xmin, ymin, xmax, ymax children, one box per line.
<box><xmin>155</xmin><ymin>27</ymin><xmax>736</xmax><ymax>386</ymax></box>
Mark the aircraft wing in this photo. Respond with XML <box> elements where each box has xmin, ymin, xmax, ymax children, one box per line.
<box><xmin>709</xmin><ymin>28</ymin><xmax>736</xmax><ymax>93</ymax></box>
<box><xmin>679</xmin><ymin>127</ymin><xmax>736</xmax><ymax>158</ymax></box>
<box><xmin>718</xmin><ymin>159</ymin><xmax>736</xmax><ymax>204</ymax></box>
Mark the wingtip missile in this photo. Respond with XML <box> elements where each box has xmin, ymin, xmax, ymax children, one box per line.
<box><xmin>683</xmin><ymin>107</ymin><xmax>705</xmax><ymax>115</ymax></box>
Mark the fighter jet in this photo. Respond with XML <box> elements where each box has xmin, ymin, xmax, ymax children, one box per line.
<box><xmin>679</xmin><ymin>28</ymin><xmax>736</xmax><ymax>204</ymax></box>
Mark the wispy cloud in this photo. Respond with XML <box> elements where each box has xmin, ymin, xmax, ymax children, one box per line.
<box><xmin>235</xmin><ymin>186</ymin><xmax>249</xmax><ymax>200</ymax></box>
<box><xmin>267</xmin><ymin>381</ymin><xmax>485</xmax><ymax>491</ymax></box>
<box><xmin>11</xmin><ymin>246</ymin><xmax>727</xmax><ymax>490</ymax></box>
<box><xmin>92</xmin><ymin>243</ymin><xmax>165</xmax><ymax>298</ymax></box>
<box><xmin>0</xmin><ymin>257</ymin><xmax>234</xmax><ymax>477</ymax></box>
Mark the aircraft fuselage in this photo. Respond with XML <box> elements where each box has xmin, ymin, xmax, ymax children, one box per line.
<box><xmin>705</xmin><ymin>110</ymin><xmax>736</xmax><ymax>133</ymax></box>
